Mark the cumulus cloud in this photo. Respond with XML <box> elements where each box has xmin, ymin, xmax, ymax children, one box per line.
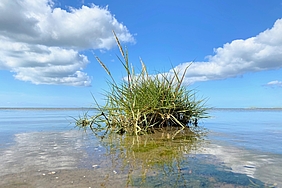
<box><xmin>168</xmin><ymin>18</ymin><xmax>282</xmax><ymax>85</ymax></box>
<box><xmin>0</xmin><ymin>0</ymin><xmax>134</xmax><ymax>86</ymax></box>
<box><xmin>265</xmin><ymin>80</ymin><xmax>282</xmax><ymax>87</ymax></box>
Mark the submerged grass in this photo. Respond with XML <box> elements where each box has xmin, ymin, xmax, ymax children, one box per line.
<box><xmin>76</xmin><ymin>31</ymin><xmax>208</xmax><ymax>137</ymax></box>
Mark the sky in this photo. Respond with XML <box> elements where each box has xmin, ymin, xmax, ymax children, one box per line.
<box><xmin>1</xmin><ymin>0</ymin><xmax>282</xmax><ymax>108</ymax></box>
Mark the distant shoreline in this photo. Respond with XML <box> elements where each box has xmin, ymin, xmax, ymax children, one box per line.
<box><xmin>0</xmin><ymin>107</ymin><xmax>96</xmax><ymax>111</ymax></box>
<box><xmin>1</xmin><ymin>107</ymin><xmax>282</xmax><ymax>111</ymax></box>
<box><xmin>209</xmin><ymin>107</ymin><xmax>282</xmax><ymax>111</ymax></box>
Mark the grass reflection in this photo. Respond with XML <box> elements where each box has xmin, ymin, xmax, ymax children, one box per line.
<box><xmin>98</xmin><ymin>126</ymin><xmax>207</xmax><ymax>186</ymax></box>
<box><xmin>86</xmin><ymin>126</ymin><xmax>268</xmax><ymax>187</ymax></box>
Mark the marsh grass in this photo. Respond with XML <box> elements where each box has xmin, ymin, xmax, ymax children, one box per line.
<box><xmin>76</xmin><ymin>31</ymin><xmax>208</xmax><ymax>137</ymax></box>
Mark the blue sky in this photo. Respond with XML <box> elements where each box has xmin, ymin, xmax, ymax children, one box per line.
<box><xmin>1</xmin><ymin>0</ymin><xmax>282</xmax><ymax>108</ymax></box>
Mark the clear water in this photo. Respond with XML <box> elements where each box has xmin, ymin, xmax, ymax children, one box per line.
<box><xmin>0</xmin><ymin>108</ymin><xmax>281</xmax><ymax>187</ymax></box>
<box><xmin>206</xmin><ymin>108</ymin><xmax>282</xmax><ymax>154</ymax></box>
<box><xmin>202</xmin><ymin>108</ymin><xmax>282</xmax><ymax>187</ymax></box>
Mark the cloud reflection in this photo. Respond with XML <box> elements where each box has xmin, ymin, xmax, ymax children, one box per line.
<box><xmin>0</xmin><ymin>131</ymin><xmax>87</xmax><ymax>176</ymax></box>
<box><xmin>198</xmin><ymin>142</ymin><xmax>282</xmax><ymax>186</ymax></box>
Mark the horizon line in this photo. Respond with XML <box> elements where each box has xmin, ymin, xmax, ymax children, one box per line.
<box><xmin>1</xmin><ymin>107</ymin><xmax>282</xmax><ymax>110</ymax></box>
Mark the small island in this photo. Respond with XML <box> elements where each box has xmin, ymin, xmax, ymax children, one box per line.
<box><xmin>76</xmin><ymin>32</ymin><xmax>208</xmax><ymax>139</ymax></box>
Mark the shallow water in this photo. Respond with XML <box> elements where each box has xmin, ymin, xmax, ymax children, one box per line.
<box><xmin>0</xmin><ymin>108</ymin><xmax>281</xmax><ymax>187</ymax></box>
<box><xmin>206</xmin><ymin>108</ymin><xmax>282</xmax><ymax>154</ymax></box>
<box><xmin>202</xmin><ymin>108</ymin><xmax>282</xmax><ymax>187</ymax></box>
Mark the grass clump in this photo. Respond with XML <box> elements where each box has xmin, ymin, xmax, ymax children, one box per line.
<box><xmin>76</xmin><ymin>31</ymin><xmax>208</xmax><ymax>137</ymax></box>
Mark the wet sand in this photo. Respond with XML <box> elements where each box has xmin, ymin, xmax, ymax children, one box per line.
<box><xmin>0</xmin><ymin>169</ymin><xmax>131</xmax><ymax>188</ymax></box>
<box><xmin>0</xmin><ymin>167</ymin><xmax>266</xmax><ymax>188</ymax></box>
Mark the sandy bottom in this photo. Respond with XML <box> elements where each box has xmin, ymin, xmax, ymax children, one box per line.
<box><xmin>0</xmin><ymin>168</ymin><xmax>261</xmax><ymax>188</ymax></box>
<box><xmin>0</xmin><ymin>168</ymin><xmax>132</xmax><ymax>188</ymax></box>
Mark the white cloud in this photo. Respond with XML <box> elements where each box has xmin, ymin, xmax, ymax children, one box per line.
<box><xmin>0</xmin><ymin>0</ymin><xmax>134</xmax><ymax>86</ymax></box>
<box><xmin>169</xmin><ymin>18</ymin><xmax>282</xmax><ymax>85</ymax></box>
<box><xmin>265</xmin><ymin>80</ymin><xmax>282</xmax><ymax>87</ymax></box>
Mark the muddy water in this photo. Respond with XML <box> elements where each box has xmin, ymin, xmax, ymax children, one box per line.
<box><xmin>0</xmin><ymin>108</ymin><xmax>281</xmax><ymax>187</ymax></box>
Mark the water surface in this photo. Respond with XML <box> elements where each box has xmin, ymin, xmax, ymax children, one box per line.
<box><xmin>0</xmin><ymin>108</ymin><xmax>281</xmax><ymax>187</ymax></box>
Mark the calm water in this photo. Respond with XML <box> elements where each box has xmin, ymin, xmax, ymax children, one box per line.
<box><xmin>0</xmin><ymin>108</ymin><xmax>281</xmax><ymax>187</ymax></box>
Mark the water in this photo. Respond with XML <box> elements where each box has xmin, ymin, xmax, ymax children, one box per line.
<box><xmin>201</xmin><ymin>108</ymin><xmax>282</xmax><ymax>187</ymax></box>
<box><xmin>0</xmin><ymin>108</ymin><xmax>281</xmax><ymax>187</ymax></box>
<box><xmin>206</xmin><ymin>108</ymin><xmax>282</xmax><ymax>154</ymax></box>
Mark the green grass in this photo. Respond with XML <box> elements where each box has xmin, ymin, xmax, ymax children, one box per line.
<box><xmin>76</xmin><ymin>31</ymin><xmax>208</xmax><ymax>137</ymax></box>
